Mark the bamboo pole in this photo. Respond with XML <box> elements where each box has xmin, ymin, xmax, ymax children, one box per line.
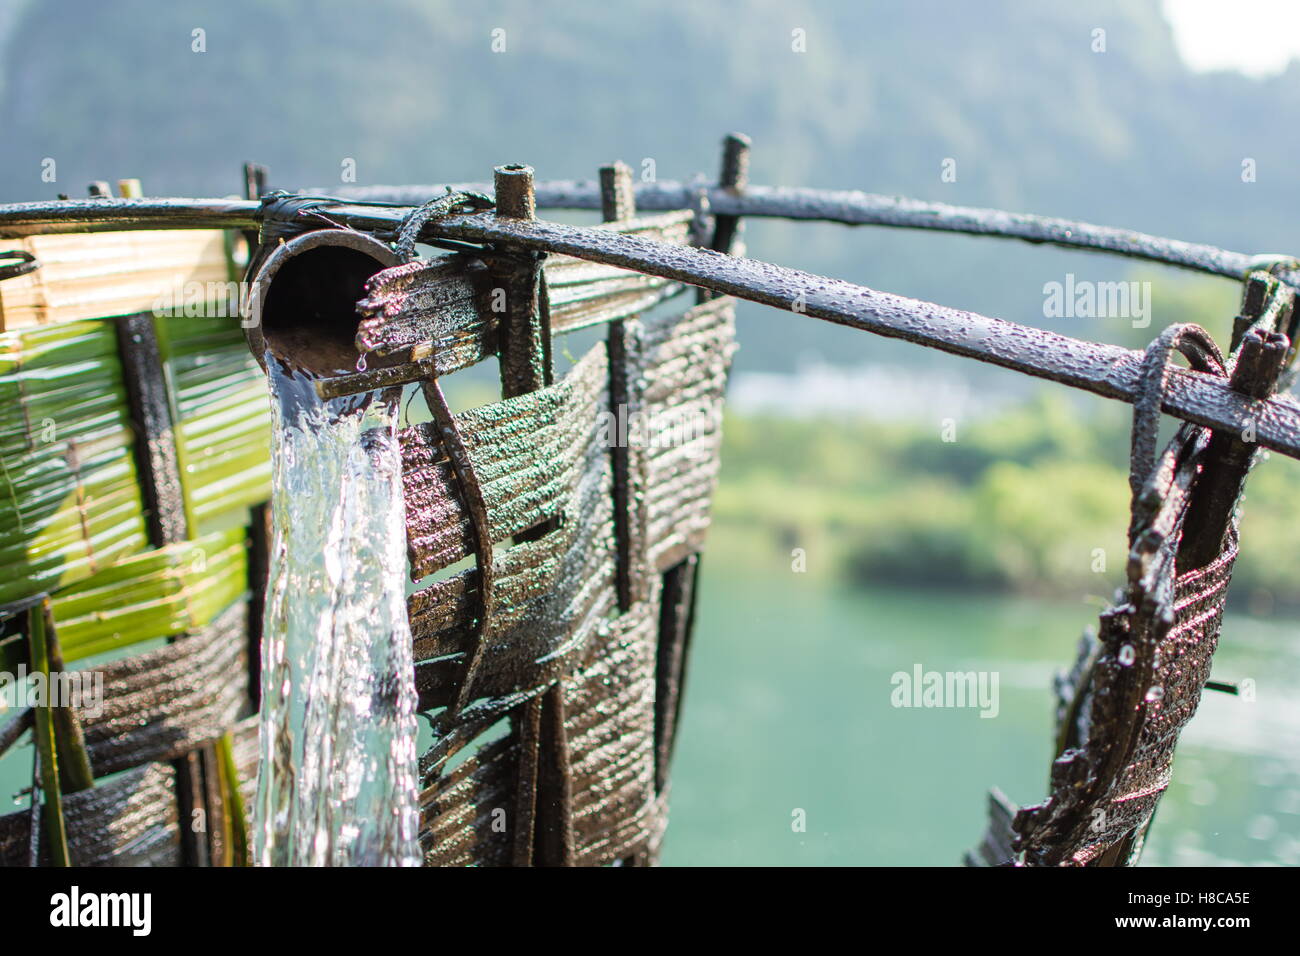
<box><xmin>28</xmin><ymin>600</ymin><xmax>70</xmax><ymax>865</ymax></box>
<box><xmin>5</xmin><ymin>192</ymin><xmax>1300</xmax><ymax>460</ymax></box>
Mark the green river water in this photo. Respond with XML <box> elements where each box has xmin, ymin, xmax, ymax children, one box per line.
<box><xmin>3</xmin><ymin>526</ymin><xmax>1294</xmax><ymax>866</ymax></box>
<box><xmin>661</xmin><ymin>525</ymin><xmax>1300</xmax><ymax>866</ymax></box>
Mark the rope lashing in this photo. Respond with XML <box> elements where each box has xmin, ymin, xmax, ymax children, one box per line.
<box><xmin>256</xmin><ymin>191</ymin><xmax>349</xmax><ymax>245</ymax></box>
<box><xmin>0</xmin><ymin>249</ymin><xmax>39</xmax><ymax>282</ymax></box>
<box><xmin>1128</xmin><ymin>323</ymin><xmax>1226</xmax><ymax>507</ymax></box>
<box><xmin>393</xmin><ymin>188</ymin><xmax>495</xmax><ymax>262</ymax></box>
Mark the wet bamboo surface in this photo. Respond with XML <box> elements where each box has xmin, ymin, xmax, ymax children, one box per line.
<box><xmin>0</xmin><ymin>136</ymin><xmax>1296</xmax><ymax>866</ymax></box>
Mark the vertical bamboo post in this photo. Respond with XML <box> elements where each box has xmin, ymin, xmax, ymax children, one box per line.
<box><xmin>709</xmin><ymin>134</ymin><xmax>752</xmax><ymax>250</ymax></box>
<box><xmin>241</xmin><ymin>162</ymin><xmax>269</xmax><ymax>265</ymax></box>
<box><xmin>28</xmin><ymin>600</ymin><xmax>69</xmax><ymax>866</ymax></box>
<box><xmin>242</xmin><ymin>162</ymin><xmax>268</xmax><ymax>202</ymax></box>
<box><xmin>114</xmin><ymin>280</ymin><xmax>228</xmax><ymax>865</ymax></box>
<box><xmin>602</xmin><ymin>161</ymin><xmax>649</xmax><ymax>613</ymax></box>
<box><xmin>654</xmin><ymin>553</ymin><xmax>699</xmax><ymax>794</ymax></box>
<box><xmin>697</xmin><ymin>133</ymin><xmax>751</xmax><ymax>307</ymax></box>
<box><xmin>492</xmin><ymin>164</ymin><xmax>573</xmax><ymax>865</ymax></box>
<box><xmin>241</xmin><ymin>160</ymin><xmax>270</xmax><ymax>723</ymax></box>
<box><xmin>45</xmin><ymin>612</ymin><xmax>93</xmax><ymax>796</ymax></box>
<box><xmin>655</xmin><ymin>135</ymin><xmax>751</xmax><ymax>813</ymax></box>
<box><xmin>599</xmin><ymin>161</ymin><xmax>636</xmax><ymax>222</ymax></box>
<box><xmin>493</xmin><ymin>164</ymin><xmax>550</xmax><ymax>396</ymax></box>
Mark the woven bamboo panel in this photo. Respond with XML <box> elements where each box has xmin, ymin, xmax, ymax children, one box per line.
<box><xmin>155</xmin><ymin>314</ymin><xmax>272</xmax><ymax>534</ymax></box>
<box><xmin>406</xmin><ymin>346</ymin><xmax>619</xmax><ymax>709</ymax></box>
<box><xmin>0</xmin><ymin>762</ymin><xmax>182</xmax><ymax>867</ymax></box>
<box><xmin>75</xmin><ymin>599</ymin><xmax>249</xmax><ymax>776</ymax></box>
<box><xmin>0</xmin><ymin>229</ymin><xmax>263</xmax><ymax>868</ymax></box>
<box><xmin>969</xmin><ymin>312</ymin><xmax>1291</xmax><ymax>867</ymax></box>
<box><xmin>357</xmin><ymin>184</ymin><xmax>740</xmax><ymax>866</ymax></box>
<box><xmin>0</xmin><ymin>192</ymin><xmax>737</xmax><ymax>868</ymax></box>
<box><xmin>0</xmin><ymin>230</ymin><xmax>230</xmax><ymax>330</ymax></box>
<box><xmin>640</xmin><ymin>298</ymin><xmax>736</xmax><ymax>571</ymax></box>
<box><xmin>402</xmin><ymin>270</ymin><xmax>736</xmax><ymax>863</ymax></box>
<box><xmin>0</xmin><ymin>320</ymin><xmax>148</xmax><ymax>604</ymax></box>
<box><xmin>1005</xmin><ymin>431</ymin><xmax>1239</xmax><ymax>866</ymax></box>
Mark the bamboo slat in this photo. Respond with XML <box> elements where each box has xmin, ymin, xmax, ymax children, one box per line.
<box><xmin>155</xmin><ymin>314</ymin><xmax>271</xmax><ymax>534</ymax></box>
<box><xmin>0</xmin><ymin>762</ymin><xmax>182</xmax><ymax>866</ymax></box>
<box><xmin>77</xmin><ymin>600</ymin><xmax>248</xmax><ymax>777</ymax></box>
<box><xmin>0</xmin><ymin>320</ymin><xmax>148</xmax><ymax>605</ymax></box>
<box><xmin>49</xmin><ymin>527</ymin><xmax>248</xmax><ymax>663</ymax></box>
<box><xmin>0</xmin><ymin>230</ymin><xmax>230</xmax><ymax>330</ymax></box>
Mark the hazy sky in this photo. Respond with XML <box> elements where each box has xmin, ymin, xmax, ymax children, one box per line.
<box><xmin>1164</xmin><ymin>0</ymin><xmax>1300</xmax><ymax>77</ymax></box>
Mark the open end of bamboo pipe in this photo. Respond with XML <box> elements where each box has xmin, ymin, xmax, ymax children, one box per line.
<box><xmin>244</xmin><ymin>229</ymin><xmax>399</xmax><ymax>377</ymax></box>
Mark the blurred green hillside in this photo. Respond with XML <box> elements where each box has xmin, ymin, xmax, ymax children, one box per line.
<box><xmin>717</xmin><ymin>398</ymin><xmax>1300</xmax><ymax>612</ymax></box>
<box><xmin>4</xmin><ymin>0</ymin><xmax>1300</xmax><ymax>371</ymax></box>
<box><xmin>4</xmin><ymin>0</ymin><xmax>1298</xmax><ymax>604</ymax></box>
<box><xmin>716</xmin><ymin>274</ymin><xmax>1300</xmax><ymax>613</ymax></box>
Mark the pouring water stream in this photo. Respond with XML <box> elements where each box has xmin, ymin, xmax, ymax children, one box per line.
<box><xmin>253</xmin><ymin>340</ymin><xmax>421</xmax><ymax>867</ymax></box>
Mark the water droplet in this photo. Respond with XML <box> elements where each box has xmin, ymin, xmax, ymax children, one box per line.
<box><xmin>1118</xmin><ymin>644</ymin><xmax>1136</xmax><ymax>666</ymax></box>
<box><xmin>356</xmin><ymin>352</ymin><xmax>368</xmax><ymax>372</ymax></box>
<box><xmin>1146</xmin><ymin>685</ymin><xmax>1164</xmax><ymax>702</ymax></box>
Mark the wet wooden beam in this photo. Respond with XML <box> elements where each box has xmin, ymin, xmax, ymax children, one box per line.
<box><xmin>391</xmin><ymin>209</ymin><xmax>1300</xmax><ymax>464</ymax></box>
<box><xmin>9</xmin><ymin>192</ymin><xmax>1300</xmax><ymax>462</ymax></box>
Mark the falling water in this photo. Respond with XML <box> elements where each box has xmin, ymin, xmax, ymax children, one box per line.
<box><xmin>253</xmin><ymin>356</ymin><xmax>421</xmax><ymax>867</ymax></box>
